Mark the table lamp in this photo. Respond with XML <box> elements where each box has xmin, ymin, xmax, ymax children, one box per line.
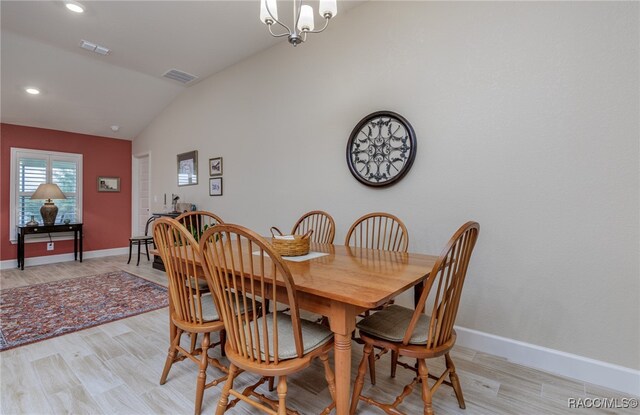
<box><xmin>31</xmin><ymin>183</ymin><xmax>67</xmax><ymax>226</ymax></box>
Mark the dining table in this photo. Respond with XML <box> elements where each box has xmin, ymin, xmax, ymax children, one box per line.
<box><xmin>152</xmin><ymin>241</ymin><xmax>438</xmax><ymax>415</ymax></box>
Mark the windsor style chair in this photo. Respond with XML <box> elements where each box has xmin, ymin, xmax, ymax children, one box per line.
<box><xmin>345</xmin><ymin>212</ymin><xmax>410</xmax><ymax>381</ymax></box>
<box><xmin>350</xmin><ymin>221</ymin><xmax>480</xmax><ymax>415</ymax></box>
<box><xmin>153</xmin><ymin>218</ymin><xmax>229</xmax><ymax>415</ymax></box>
<box><xmin>199</xmin><ymin>224</ymin><xmax>337</xmax><ymax>415</ymax></box>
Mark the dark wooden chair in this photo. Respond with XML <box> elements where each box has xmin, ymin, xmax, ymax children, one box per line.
<box><xmin>153</xmin><ymin>218</ymin><xmax>228</xmax><ymax>415</ymax></box>
<box><xmin>127</xmin><ymin>216</ymin><xmax>156</xmax><ymax>266</ymax></box>
<box><xmin>199</xmin><ymin>224</ymin><xmax>337</xmax><ymax>415</ymax></box>
<box><xmin>350</xmin><ymin>221</ymin><xmax>480</xmax><ymax>415</ymax></box>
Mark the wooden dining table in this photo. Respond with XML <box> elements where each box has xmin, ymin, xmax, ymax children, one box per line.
<box><xmin>153</xmin><ymin>242</ymin><xmax>438</xmax><ymax>415</ymax></box>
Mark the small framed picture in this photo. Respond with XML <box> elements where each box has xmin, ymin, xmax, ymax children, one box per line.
<box><xmin>177</xmin><ymin>150</ymin><xmax>198</xmax><ymax>186</ymax></box>
<box><xmin>97</xmin><ymin>176</ymin><xmax>120</xmax><ymax>192</ymax></box>
<box><xmin>209</xmin><ymin>157</ymin><xmax>223</xmax><ymax>176</ymax></box>
<box><xmin>209</xmin><ymin>177</ymin><xmax>223</xmax><ymax>196</ymax></box>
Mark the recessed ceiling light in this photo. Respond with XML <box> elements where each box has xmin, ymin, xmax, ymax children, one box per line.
<box><xmin>25</xmin><ymin>87</ymin><xmax>40</xmax><ymax>95</ymax></box>
<box><xmin>65</xmin><ymin>1</ymin><xmax>85</xmax><ymax>13</ymax></box>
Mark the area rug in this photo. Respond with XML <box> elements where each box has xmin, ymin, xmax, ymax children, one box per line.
<box><xmin>0</xmin><ymin>271</ymin><xmax>168</xmax><ymax>351</ymax></box>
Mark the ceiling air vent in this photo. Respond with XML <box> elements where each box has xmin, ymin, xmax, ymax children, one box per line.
<box><xmin>162</xmin><ymin>69</ymin><xmax>197</xmax><ymax>84</ymax></box>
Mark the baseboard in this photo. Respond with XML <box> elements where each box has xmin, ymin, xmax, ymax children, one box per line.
<box><xmin>0</xmin><ymin>247</ymin><xmax>129</xmax><ymax>270</ymax></box>
<box><xmin>454</xmin><ymin>326</ymin><xmax>640</xmax><ymax>397</ymax></box>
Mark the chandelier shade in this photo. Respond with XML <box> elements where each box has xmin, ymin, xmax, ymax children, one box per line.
<box><xmin>259</xmin><ymin>0</ymin><xmax>337</xmax><ymax>46</ymax></box>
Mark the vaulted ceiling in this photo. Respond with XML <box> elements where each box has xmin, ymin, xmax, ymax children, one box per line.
<box><xmin>1</xmin><ymin>1</ymin><xmax>361</xmax><ymax>140</ymax></box>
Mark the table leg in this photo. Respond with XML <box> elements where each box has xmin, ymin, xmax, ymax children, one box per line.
<box><xmin>17</xmin><ymin>232</ymin><xmax>23</xmax><ymax>269</ymax></box>
<box><xmin>329</xmin><ymin>304</ymin><xmax>357</xmax><ymax>415</ymax></box>
<box><xmin>79</xmin><ymin>227</ymin><xmax>83</xmax><ymax>262</ymax></box>
<box><xmin>74</xmin><ymin>230</ymin><xmax>78</xmax><ymax>261</ymax></box>
<box><xmin>21</xmin><ymin>233</ymin><xmax>25</xmax><ymax>270</ymax></box>
<box><xmin>414</xmin><ymin>281</ymin><xmax>424</xmax><ymax>308</ymax></box>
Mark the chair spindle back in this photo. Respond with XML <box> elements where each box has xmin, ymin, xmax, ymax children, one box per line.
<box><xmin>345</xmin><ymin>212</ymin><xmax>409</xmax><ymax>252</ymax></box>
<box><xmin>153</xmin><ymin>218</ymin><xmax>216</xmax><ymax>325</ymax></box>
<box><xmin>176</xmin><ymin>210</ymin><xmax>224</xmax><ymax>242</ymax></box>
<box><xmin>292</xmin><ymin>211</ymin><xmax>336</xmax><ymax>244</ymax></box>
<box><xmin>405</xmin><ymin>221</ymin><xmax>480</xmax><ymax>349</ymax></box>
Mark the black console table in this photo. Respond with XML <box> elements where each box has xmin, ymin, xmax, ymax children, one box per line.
<box><xmin>17</xmin><ymin>223</ymin><xmax>83</xmax><ymax>270</ymax></box>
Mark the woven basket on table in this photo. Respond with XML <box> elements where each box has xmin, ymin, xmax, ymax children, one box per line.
<box><xmin>269</xmin><ymin>227</ymin><xmax>313</xmax><ymax>257</ymax></box>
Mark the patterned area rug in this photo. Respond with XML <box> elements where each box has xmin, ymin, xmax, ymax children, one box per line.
<box><xmin>0</xmin><ymin>271</ymin><xmax>168</xmax><ymax>351</ymax></box>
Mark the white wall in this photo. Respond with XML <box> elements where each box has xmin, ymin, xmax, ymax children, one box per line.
<box><xmin>134</xmin><ymin>1</ymin><xmax>639</xmax><ymax>370</ymax></box>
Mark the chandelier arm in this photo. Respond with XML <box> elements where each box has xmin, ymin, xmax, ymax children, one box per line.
<box><xmin>305</xmin><ymin>17</ymin><xmax>331</xmax><ymax>34</ymax></box>
<box><xmin>271</xmin><ymin>18</ymin><xmax>292</xmax><ymax>35</ymax></box>
<box><xmin>268</xmin><ymin>24</ymin><xmax>292</xmax><ymax>38</ymax></box>
<box><xmin>264</xmin><ymin>0</ymin><xmax>293</xmax><ymax>35</ymax></box>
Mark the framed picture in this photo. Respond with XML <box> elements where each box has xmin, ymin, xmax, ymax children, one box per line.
<box><xmin>209</xmin><ymin>157</ymin><xmax>223</xmax><ymax>176</ymax></box>
<box><xmin>177</xmin><ymin>150</ymin><xmax>198</xmax><ymax>186</ymax></box>
<box><xmin>97</xmin><ymin>176</ymin><xmax>120</xmax><ymax>192</ymax></box>
<box><xmin>209</xmin><ymin>177</ymin><xmax>223</xmax><ymax>196</ymax></box>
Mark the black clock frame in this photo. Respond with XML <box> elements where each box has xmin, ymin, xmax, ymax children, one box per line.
<box><xmin>346</xmin><ymin>110</ymin><xmax>417</xmax><ymax>187</ymax></box>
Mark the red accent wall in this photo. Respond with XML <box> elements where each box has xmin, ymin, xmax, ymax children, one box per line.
<box><xmin>0</xmin><ymin>123</ymin><xmax>132</xmax><ymax>261</ymax></box>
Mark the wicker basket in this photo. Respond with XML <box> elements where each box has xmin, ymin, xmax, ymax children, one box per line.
<box><xmin>270</xmin><ymin>227</ymin><xmax>313</xmax><ymax>257</ymax></box>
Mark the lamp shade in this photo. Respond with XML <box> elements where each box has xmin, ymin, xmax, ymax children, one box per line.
<box><xmin>319</xmin><ymin>0</ymin><xmax>337</xmax><ymax>18</ymax></box>
<box><xmin>31</xmin><ymin>183</ymin><xmax>67</xmax><ymax>201</ymax></box>
<box><xmin>260</xmin><ymin>0</ymin><xmax>278</xmax><ymax>24</ymax></box>
<box><xmin>297</xmin><ymin>5</ymin><xmax>314</xmax><ymax>31</ymax></box>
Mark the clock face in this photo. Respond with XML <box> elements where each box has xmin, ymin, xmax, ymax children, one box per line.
<box><xmin>346</xmin><ymin>111</ymin><xmax>417</xmax><ymax>187</ymax></box>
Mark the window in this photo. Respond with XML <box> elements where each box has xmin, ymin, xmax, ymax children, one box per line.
<box><xmin>10</xmin><ymin>148</ymin><xmax>83</xmax><ymax>241</ymax></box>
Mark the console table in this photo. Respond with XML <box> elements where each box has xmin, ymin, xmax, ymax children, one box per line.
<box><xmin>16</xmin><ymin>223</ymin><xmax>83</xmax><ymax>270</ymax></box>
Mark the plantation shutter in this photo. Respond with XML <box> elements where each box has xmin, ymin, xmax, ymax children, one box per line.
<box><xmin>52</xmin><ymin>159</ymin><xmax>79</xmax><ymax>224</ymax></box>
<box><xmin>17</xmin><ymin>157</ymin><xmax>47</xmax><ymax>226</ymax></box>
<box><xmin>11</xmin><ymin>148</ymin><xmax>82</xmax><ymax>235</ymax></box>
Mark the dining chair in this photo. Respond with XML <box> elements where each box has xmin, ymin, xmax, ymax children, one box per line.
<box><xmin>345</xmin><ymin>212</ymin><xmax>409</xmax><ymax>381</ymax></box>
<box><xmin>349</xmin><ymin>221</ymin><xmax>480</xmax><ymax>415</ymax></box>
<box><xmin>291</xmin><ymin>210</ymin><xmax>336</xmax><ymax>244</ymax></box>
<box><xmin>153</xmin><ymin>217</ymin><xmax>228</xmax><ymax>415</ymax></box>
<box><xmin>127</xmin><ymin>215</ymin><xmax>156</xmax><ymax>266</ymax></box>
<box><xmin>176</xmin><ymin>210</ymin><xmax>225</xmax><ymax>352</ymax></box>
<box><xmin>199</xmin><ymin>224</ymin><xmax>337</xmax><ymax>415</ymax></box>
<box><xmin>176</xmin><ymin>210</ymin><xmax>224</xmax><ymax>241</ymax></box>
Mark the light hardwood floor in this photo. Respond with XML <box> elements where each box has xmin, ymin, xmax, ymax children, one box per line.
<box><xmin>0</xmin><ymin>256</ymin><xmax>635</xmax><ymax>414</ymax></box>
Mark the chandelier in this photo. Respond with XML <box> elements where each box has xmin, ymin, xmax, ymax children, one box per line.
<box><xmin>259</xmin><ymin>0</ymin><xmax>338</xmax><ymax>46</ymax></box>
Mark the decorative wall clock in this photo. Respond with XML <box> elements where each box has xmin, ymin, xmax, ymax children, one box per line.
<box><xmin>346</xmin><ymin>111</ymin><xmax>417</xmax><ymax>187</ymax></box>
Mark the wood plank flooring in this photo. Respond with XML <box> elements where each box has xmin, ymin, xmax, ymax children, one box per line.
<box><xmin>1</xmin><ymin>256</ymin><xmax>636</xmax><ymax>414</ymax></box>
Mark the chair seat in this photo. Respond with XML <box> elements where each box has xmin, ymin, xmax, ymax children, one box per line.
<box><xmin>248</xmin><ymin>312</ymin><xmax>333</xmax><ymax>360</ymax></box>
<box><xmin>187</xmin><ymin>278</ymin><xmax>210</xmax><ymax>292</ymax></box>
<box><xmin>130</xmin><ymin>235</ymin><xmax>153</xmax><ymax>242</ymax></box>
<box><xmin>357</xmin><ymin>304</ymin><xmax>430</xmax><ymax>345</ymax></box>
<box><xmin>196</xmin><ymin>293</ymin><xmax>249</xmax><ymax>322</ymax></box>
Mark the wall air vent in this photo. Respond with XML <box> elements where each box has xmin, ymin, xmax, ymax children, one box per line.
<box><xmin>162</xmin><ymin>69</ymin><xmax>197</xmax><ymax>84</ymax></box>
